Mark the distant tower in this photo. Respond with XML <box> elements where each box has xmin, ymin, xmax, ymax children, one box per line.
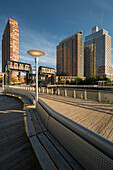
<box><xmin>57</xmin><ymin>31</ymin><xmax>84</xmax><ymax>77</ymax></box>
<box><xmin>84</xmin><ymin>44</ymin><xmax>96</xmax><ymax>78</ymax></box>
<box><xmin>84</xmin><ymin>26</ymin><xmax>111</xmax><ymax>79</ymax></box>
<box><xmin>92</xmin><ymin>26</ymin><xmax>99</xmax><ymax>33</ymax></box>
<box><xmin>2</xmin><ymin>18</ymin><xmax>19</xmax><ymax>73</ymax></box>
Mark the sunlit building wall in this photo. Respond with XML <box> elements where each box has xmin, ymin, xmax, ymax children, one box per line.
<box><xmin>57</xmin><ymin>31</ymin><xmax>84</xmax><ymax>77</ymax></box>
<box><xmin>2</xmin><ymin>18</ymin><xmax>19</xmax><ymax>79</ymax></box>
<box><xmin>85</xmin><ymin>26</ymin><xmax>112</xmax><ymax>78</ymax></box>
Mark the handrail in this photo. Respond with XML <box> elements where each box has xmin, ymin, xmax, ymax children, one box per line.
<box><xmin>39</xmin><ymin>98</ymin><xmax>113</xmax><ymax>160</ymax></box>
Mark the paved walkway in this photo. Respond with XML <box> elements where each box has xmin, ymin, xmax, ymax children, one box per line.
<box><xmin>39</xmin><ymin>93</ymin><xmax>113</xmax><ymax>143</ymax></box>
<box><xmin>0</xmin><ymin>94</ymin><xmax>41</xmax><ymax>169</ymax></box>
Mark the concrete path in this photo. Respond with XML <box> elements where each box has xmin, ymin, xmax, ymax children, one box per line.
<box><xmin>0</xmin><ymin>94</ymin><xmax>41</xmax><ymax>169</ymax></box>
<box><xmin>39</xmin><ymin>93</ymin><xmax>113</xmax><ymax>143</ymax></box>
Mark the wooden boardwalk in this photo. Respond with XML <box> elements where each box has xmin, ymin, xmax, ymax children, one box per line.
<box><xmin>0</xmin><ymin>94</ymin><xmax>41</xmax><ymax>169</ymax></box>
<box><xmin>39</xmin><ymin>93</ymin><xmax>113</xmax><ymax>143</ymax></box>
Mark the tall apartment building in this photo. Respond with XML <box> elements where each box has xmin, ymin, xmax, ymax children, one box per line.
<box><xmin>2</xmin><ymin>18</ymin><xmax>19</xmax><ymax>77</ymax></box>
<box><xmin>57</xmin><ymin>31</ymin><xmax>84</xmax><ymax>77</ymax></box>
<box><xmin>84</xmin><ymin>26</ymin><xmax>112</xmax><ymax>79</ymax></box>
<box><xmin>84</xmin><ymin>44</ymin><xmax>96</xmax><ymax>78</ymax></box>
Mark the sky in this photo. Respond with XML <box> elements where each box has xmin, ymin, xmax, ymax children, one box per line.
<box><xmin>0</xmin><ymin>0</ymin><xmax>113</xmax><ymax>72</ymax></box>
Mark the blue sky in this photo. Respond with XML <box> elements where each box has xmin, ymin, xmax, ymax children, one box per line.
<box><xmin>0</xmin><ymin>0</ymin><xmax>113</xmax><ymax>72</ymax></box>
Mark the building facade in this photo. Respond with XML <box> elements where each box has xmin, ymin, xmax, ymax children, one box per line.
<box><xmin>2</xmin><ymin>18</ymin><xmax>19</xmax><ymax>82</ymax></box>
<box><xmin>2</xmin><ymin>18</ymin><xmax>32</xmax><ymax>84</ymax></box>
<box><xmin>84</xmin><ymin>26</ymin><xmax>112</xmax><ymax>79</ymax></box>
<box><xmin>57</xmin><ymin>31</ymin><xmax>84</xmax><ymax>77</ymax></box>
<box><xmin>31</xmin><ymin>66</ymin><xmax>55</xmax><ymax>86</ymax></box>
<box><xmin>2</xmin><ymin>18</ymin><xmax>19</xmax><ymax>72</ymax></box>
<box><xmin>84</xmin><ymin>44</ymin><xmax>96</xmax><ymax>78</ymax></box>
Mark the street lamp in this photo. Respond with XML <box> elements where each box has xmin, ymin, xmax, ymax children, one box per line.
<box><xmin>27</xmin><ymin>50</ymin><xmax>45</xmax><ymax>104</ymax></box>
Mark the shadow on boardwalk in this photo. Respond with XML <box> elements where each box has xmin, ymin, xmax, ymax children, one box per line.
<box><xmin>39</xmin><ymin>93</ymin><xmax>113</xmax><ymax>116</ymax></box>
<box><xmin>0</xmin><ymin>94</ymin><xmax>41</xmax><ymax>170</ymax></box>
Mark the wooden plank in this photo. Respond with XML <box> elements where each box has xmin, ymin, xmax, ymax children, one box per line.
<box><xmin>26</xmin><ymin>110</ymin><xmax>35</xmax><ymax>137</ymax></box>
<box><xmin>33</xmin><ymin>109</ymin><xmax>47</xmax><ymax>132</ymax></box>
<box><xmin>29</xmin><ymin>136</ymin><xmax>56</xmax><ymax>170</ymax></box>
<box><xmin>45</xmin><ymin>131</ymin><xmax>83</xmax><ymax>170</ymax></box>
<box><xmin>0</xmin><ymin>143</ymin><xmax>30</xmax><ymax>162</ymax></box>
<box><xmin>37</xmin><ymin>133</ymin><xmax>72</xmax><ymax>169</ymax></box>
<box><xmin>102</xmin><ymin>117</ymin><xmax>113</xmax><ymax>139</ymax></box>
<box><xmin>30</xmin><ymin>109</ymin><xmax>42</xmax><ymax>135</ymax></box>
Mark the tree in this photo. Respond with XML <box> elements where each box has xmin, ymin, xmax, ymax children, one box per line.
<box><xmin>96</xmin><ymin>76</ymin><xmax>104</xmax><ymax>81</ymax></box>
<box><xmin>0</xmin><ymin>77</ymin><xmax>2</xmax><ymax>83</ymax></box>
<box><xmin>75</xmin><ymin>77</ymin><xmax>82</xmax><ymax>85</ymax></box>
<box><xmin>10</xmin><ymin>77</ymin><xmax>17</xmax><ymax>84</ymax></box>
<box><xmin>66</xmin><ymin>80</ymin><xmax>69</xmax><ymax>85</ymax></box>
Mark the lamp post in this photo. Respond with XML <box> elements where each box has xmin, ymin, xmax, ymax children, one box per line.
<box><xmin>27</xmin><ymin>50</ymin><xmax>45</xmax><ymax>104</ymax></box>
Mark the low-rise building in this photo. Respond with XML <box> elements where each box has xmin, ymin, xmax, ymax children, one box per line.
<box><xmin>56</xmin><ymin>76</ymin><xmax>85</xmax><ymax>84</ymax></box>
<box><xmin>38</xmin><ymin>66</ymin><xmax>55</xmax><ymax>86</ymax></box>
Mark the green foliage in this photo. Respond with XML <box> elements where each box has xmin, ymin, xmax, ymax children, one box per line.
<box><xmin>75</xmin><ymin>77</ymin><xmax>82</xmax><ymax>85</ymax></box>
<box><xmin>10</xmin><ymin>77</ymin><xmax>17</xmax><ymax>83</ymax></box>
<box><xmin>64</xmin><ymin>76</ymin><xmax>111</xmax><ymax>85</ymax></box>
<box><xmin>57</xmin><ymin>80</ymin><xmax>65</xmax><ymax>84</ymax></box>
<box><xmin>66</xmin><ymin>80</ymin><xmax>69</xmax><ymax>84</ymax></box>
<box><xmin>0</xmin><ymin>77</ymin><xmax>2</xmax><ymax>83</ymax></box>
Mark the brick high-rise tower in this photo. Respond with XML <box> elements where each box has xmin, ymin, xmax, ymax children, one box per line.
<box><xmin>2</xmin><ymin>18</ymin><xmax>19</xmax><ymax>74</ymax></box>
<box><xmin>56</xmin><ymin>31</ymin><xmax>84</xmax><ymax>77</ymax></box>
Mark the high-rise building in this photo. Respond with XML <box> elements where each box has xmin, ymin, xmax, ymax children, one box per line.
<box><xmin>84</xmin><ymin>44</ymin><xmax>96</xmax><ymax>78</ymax></box>
<box><xmin>57</xmin><ymin>31</ymin><xmax>84</xmax><ymax>77</ymax></box>
<box><xmin>84</xmin><ymin>26</ymin><xmax>112</xmax><ymax>79</ymax></box>
<box><xmin>2</xmin><ymin>18</ymin><xmax>19</xmax><ymax>78</ymax></box>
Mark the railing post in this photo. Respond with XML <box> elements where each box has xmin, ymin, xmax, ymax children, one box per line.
<box><xmin>84</xmin><ymin>90</ymin><xmax>87</xmax><ymax>100</ymax></box>
<box><xmin>52</xmin><ymin>88</ymin><xmax>53</xmax><ymax>95</ymax></box>
<box><xmin>81</xmin><ymin>93</ymin><xmax>83</xmax><ymax>99</ymax></box>
<box><xmin>74</xmin><ymin>89</ymin><xmax>76</xmax><ymax>98</ymax></box>
<box><xmin>58</xmin><ymin>88</ymin><xmax>60</xmax><ymax>95</ymax></box>
<box><xmin>65</xmin><ymin>88</ymin><xmax>67</xmax><ymax>96</ymax></box>
<box><xmin>43</xmin><ymin>88</ymin><xmax>44</xmax><ymax>93</ymax></box>
<box><xmin>98</xmin><ymin>91</ymin><xmax>101</xmax><ymax>102</ymax></box>
<box><xmin>39</xmin><ymin>87</ymin><xmax>41</xmax><ymax>93</ymax></box>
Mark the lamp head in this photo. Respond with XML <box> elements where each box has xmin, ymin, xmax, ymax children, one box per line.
<box><xmin>27</xmin><ymin>50</ymin><xmax>45</xmax><ymax>57</ymax></box>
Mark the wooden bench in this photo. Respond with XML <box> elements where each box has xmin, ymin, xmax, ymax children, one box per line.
<box><xmin>3</xmin><ymin>91</ymin><xmax>82</xmax><ymax>169</ymax></box>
